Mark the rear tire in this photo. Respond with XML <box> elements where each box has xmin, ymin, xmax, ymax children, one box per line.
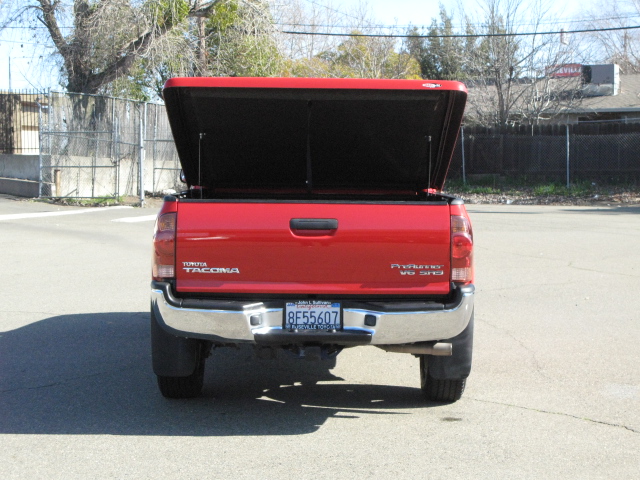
<box><xmin>151</xmin><ymin>307</ymin><xmax>208</xmax><ymax>398</ymax></box>
<box><xmin>157</xmin><ymin>348</ymin><xmax>206</xmax><ymax>399</ymax></box>
<box><xmin>420</xmin><ymin>356</ymin><xmax>466</xmax><ymax>402</ymax></box>
<box><xmin>419</xmin><ymin>310</ymin><xmax>473</xmax><ymax>403</ymax></box>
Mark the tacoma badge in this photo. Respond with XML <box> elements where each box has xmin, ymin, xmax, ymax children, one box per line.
<box><xmin>182</xmin><ymin>262</ymin><xmax>240</xmax><ymax>273</ymax></box>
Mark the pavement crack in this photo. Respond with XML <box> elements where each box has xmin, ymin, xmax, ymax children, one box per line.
<box><xmin>0</xmin><ymin>365</ymin><xmax>138</xmax><ymax>395</ymax></box>
<box><xmin>480</xmin><ymin>281</ymin><xmax>571</xmax><ymax>293</ymax></box>
<box><xmin>0</xmin><ymin>310</ymin><xmax>59</xmax><ymax>316</ymax></box>
<box><xmin>567</xmin><ymin>262</ymin><xmax>639</xmax><ymax>278</ymax></box>
<box><xmin>469</xmin><ymin>397</ymin><xmax>639</xmax><ymax>434</ymax></box>
<box><xmin>478</xmin><ymin>319</ymin><xmax>551</xmax><ymax>380</ymax></box>
<box><xmin>0</xmin><ymin>382</ymin><xmax>62</xmax><ymax>393</ymax></box>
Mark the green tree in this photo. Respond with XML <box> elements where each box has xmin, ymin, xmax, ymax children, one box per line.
<box><xmin>406</xmin><ymin>6</ymin><xmax>464</xmax><ymax>80</ymax></box>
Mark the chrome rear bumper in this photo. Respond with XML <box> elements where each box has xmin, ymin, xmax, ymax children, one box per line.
<box><xmin>151</xmin><ymin>282</ymin><xmax>474</xmax><ymax>346</ymax></box>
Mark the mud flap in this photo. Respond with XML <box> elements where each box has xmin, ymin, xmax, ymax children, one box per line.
<box><xmin>427</xmin><ymin>311</ymin><xmax>474</xmax><ymax>380</ymax></box>
<box><xmin>151</xmin><ymin>308</ymin><xmax>201</xmax><ymax>377</ymax></box>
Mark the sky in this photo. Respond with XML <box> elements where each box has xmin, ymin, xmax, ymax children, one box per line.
<box><xmin>345</xmin><ymin>0</ymin><xmax>482</xmax><ymax>26</ymax></box>
<box><xmin>0</xmin><ymin>0</ymin><xmax>598</xmax><ymax>91</ymax></box>
<box><xmin>338</xmin><ymin>0</ymin><xmax>587</xmax><ymax>28</ymax></box>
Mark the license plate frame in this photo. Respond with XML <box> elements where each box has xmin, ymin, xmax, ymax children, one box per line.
<box><xmin>284</xmin><ymin>301</ymin><xmax>342</xmax><ymax>331</ymax></box>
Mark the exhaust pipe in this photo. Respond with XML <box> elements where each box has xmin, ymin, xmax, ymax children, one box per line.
<box><xmin>378</xmin><ymin>342</ymin><xmax>452</xmax><ymax>356</ymax></box>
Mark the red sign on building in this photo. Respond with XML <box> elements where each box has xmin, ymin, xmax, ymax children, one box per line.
<box><xmin>546</xmin><ymin>64</ymin><xmax>582</xmax><ymax>78</ymax></box>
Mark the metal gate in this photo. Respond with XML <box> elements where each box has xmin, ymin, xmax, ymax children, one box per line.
<box><xmin>39</xmin><ymin>92</ymin><xmax>181</xmax><ymax>199</ymax></box>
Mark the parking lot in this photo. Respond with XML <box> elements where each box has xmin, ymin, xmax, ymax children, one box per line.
<box><xmin>1</xmin><ymin>196</ymin><xmax>638</xmax><ymax>479</ymax></box>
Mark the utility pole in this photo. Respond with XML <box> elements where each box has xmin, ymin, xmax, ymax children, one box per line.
<box><xmin>560</xmin><ymin>29</ymin><xmax>568</xmax><ymax>45</ymax></box>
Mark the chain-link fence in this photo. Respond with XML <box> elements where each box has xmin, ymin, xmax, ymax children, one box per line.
<box><xmin>145</xmin><ymin>103</ymin><xmax>182</xmax><ymax>195</ymax></box>
<box><xmin>450</xmin><ymin>123</ymin><xmax>640</xmax><ymax>185</ymax></box>
<box><xmin>4</xmin><ymin>90</ymin><xmax>640</xmax><ymax>198</ymax></box>
<box><xmin>37</xmin><ymin>92</ymin><xmax>181</xmax><ymax>200</ymax></box>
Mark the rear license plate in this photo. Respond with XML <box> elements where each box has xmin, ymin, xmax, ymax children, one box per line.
<box><xmin>285</xmin><ymin>301</ymin><xmax>341</xmax><ymax>330</ymax></box>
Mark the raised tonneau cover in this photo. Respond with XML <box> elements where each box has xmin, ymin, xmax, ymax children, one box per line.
<box><xmin>163</xmin><ymin>77</ymin><xmax>467</xmax><ymax>193</ymax></box>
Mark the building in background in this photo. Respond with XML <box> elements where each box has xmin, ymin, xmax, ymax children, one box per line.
<box><xmin>0</xmin><ymin>92</ymin><xmax>47</xmax><ymax>155</ymax></box>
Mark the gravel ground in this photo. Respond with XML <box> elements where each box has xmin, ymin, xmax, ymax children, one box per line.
<box><xmin>443</xmin><ymin>187</ymin><xmax>640</xmax><ymax>206</ymax></box>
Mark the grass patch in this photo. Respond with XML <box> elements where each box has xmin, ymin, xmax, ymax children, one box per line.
<box><xmin>532</xmin><ymin>183</ymin><xmax>568</xmax><ymax>196</ymax></box>
<box><xmin>446</xmin><ymin>179</ymin><xmax>605</xmax><ymax>198</ymax></box>
<box><xmin>459</xmin><ymin>185</ymin><xmax>501</xmax><ymax>194</ymax></box>
<box><xmin>86</xmin><ymin>196</ymin><xmax>124</xmax><ymax>206</ymax></box>
<box><xmin>531</xmin><ymin>182</ymin><xmax>597</xmax><ymax>197</ymax></box>
<box><xmin>48</xmin><ymin>196</ymin><xmax>127</xmax><ymax>207</ymax></box>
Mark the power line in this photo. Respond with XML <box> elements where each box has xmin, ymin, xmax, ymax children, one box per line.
<box><xmin>5</xmin><ymin>13</ymin><xmax>640</xmax><ymax>32</ymax></box>
<box><xmin>4</xmin><ymin>8</ymin><xmax>640</xmax><ymax>33</ymax></box>
<box><xmin>281</xmin><ymin>24</ymin><xmax>640</xmax><ymax>39</ymax></box>
<box><xmin>4</xmin><ymin>8</ymin><xmax>640</xmax><ymax>45</ymax></box>
<box><xmin>274</xmin><ymin>13</ymin><xmax>640</xmax><ymax>30</ymax></box>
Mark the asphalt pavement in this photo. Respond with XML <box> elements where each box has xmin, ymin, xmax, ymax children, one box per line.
<box><xmin>0</xmin><ymin>196</ymin><xmax>638</xmax><ymax>479</ymax></box>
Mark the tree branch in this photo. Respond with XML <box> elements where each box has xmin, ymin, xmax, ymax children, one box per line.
<box><xmin>189</xmin><ymin>0</ymin><xmax>223</xmax><ymax>18</ymax></box>
<box><xmin>84</xmin><ymin>1</ymin><xmax>227</xmax><ymax>92</ymax></box>
<box><xmin>36</xmin><ymin>0</ymin><xmax>76</xmax><ymax>86</ymax></box>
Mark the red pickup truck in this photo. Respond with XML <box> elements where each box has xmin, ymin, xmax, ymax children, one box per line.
<box><xmin>151</xmin><ymin>77</ymin><xmax>474</xmax><ymax>402</ymax></box>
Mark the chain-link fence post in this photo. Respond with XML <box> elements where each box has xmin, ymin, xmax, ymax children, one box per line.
<box><xmin>139</xmin><ymin>103</ymin><xmax>147</xmax><ymax>205</ymax></box>
<box><xmin>114</xmin><ymin>116</ymin><xmax>120</xmax><ymax>198</ymax></box>
<box><xmin>566</xmin><ymin>124</ymin><xmax>570</xmax><ymax>187</ymax></box>
<box><xmin>36</xmin><ymin>94</ymin><xmax>45</xmax><ymax>198</ymax></box>
<box><xmin>151</xmin><ymin>105</ymin><xmax>156</xmax><ymax>192</ymax></box>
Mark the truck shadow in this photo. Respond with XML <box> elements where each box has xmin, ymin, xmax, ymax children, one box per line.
<box><xmin>0</xmin><ymin>313</ymin><xmax>433</xmax><ymax>437</ymax></box>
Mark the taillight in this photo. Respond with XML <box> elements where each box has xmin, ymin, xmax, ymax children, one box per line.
<box><xmin>152</xmin><ymin>212</ymin><xmax>177</xmax><ymax>281</ymax></box>
<box><xmin>451</xmin><ymin>215</ymin><xmax>473</xmax><ymax>284</ymax></box>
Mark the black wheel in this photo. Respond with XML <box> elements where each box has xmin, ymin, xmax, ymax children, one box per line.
<box><xmin>157</xmin><ymin>348</ymin><xmax>205</xmax><ymax>399</ymax></box>
<box><xmin>420</xmin><ymin>355</ymin><xmax>466</xmax><ymax>402</ymax></box>
<box><xmin>151</xmin><ymin>307</ymin><xmax>208</xmax><ymax>398</ymax></box>
<box><xmin>419</xmin><ymin>311</ymin><xmax>474</xmax><ymax>403</ymax></box>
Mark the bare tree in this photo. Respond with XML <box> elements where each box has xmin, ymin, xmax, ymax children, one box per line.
<box><xmin>275</xmin><ymin>0</ymin><xmax>419</xmax><ymax>79</ymax></box>
<box><xmin>5</xmin><ymin>1</ymin><xmax>223</xmax><ymax>94</ymax></box>
<box><xmin>326</xmin><ymin>32</ymin><xmax>418</xmax><ymax>79</ymax></box>
<box><xmin>585</xmin><ymin>0</ymin><xmax>640</xmax><ymax>72</ymax></box>
<box><xmin>273</xmin><ymin>0</ymin><xmax>355</xmax><ymax>77</ymax></box>
<box><xmin>516</xmin><ymin>40</ymin><xmax>583</xmax><ymax>125</ymax></box>
<box><xmin>463</xmin><ymin>0</ymin><xmax>581</xmax><ymax>125</ymax></box>
<box><xmin>275</xmin><ymin>0</ymin><xmax>358</xmax><ymax>60</ymax></box>
<box><xmin>0</xmin><ymin>2</ymin><xmax>10</xmax><ymax>30</ymax></box>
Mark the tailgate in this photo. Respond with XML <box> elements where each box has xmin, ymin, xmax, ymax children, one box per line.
<box><xmin>175</xmin><ymin>202</ymin><xmax>451</xmax><ymax>295</ymax></box>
